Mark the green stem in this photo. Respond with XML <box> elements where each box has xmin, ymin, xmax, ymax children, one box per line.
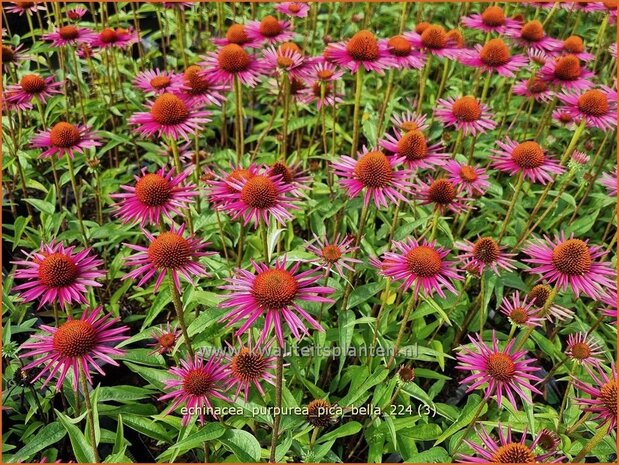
<box><xmin>350</xmin><ymin>68</ymin><xmax>364</xmax><ymax>157</ymax></box>
<box><xmin>574</xmin><ymin>424</ymin><xmax>611</xmax><ymax>462</ymax></box>
<box><xmin>281</xmin><ymin>72</ymin><xmax>290</xmax><ymax>159</ymax></box>
<box><xmin>261</xmin><ymin>221</ymin><xmax>269</xmax><ymax>262</ymax></box>
<box><xmin>417</xmin><ymin>54</ymin><xmax>432</xmax><ymax>113</ymax></box>
<box><xmin>169</xmin><ymin>277</ymin><xmax>195</xmax><ymax>358</ymax></box>
<box><xmin>452</xmin><ymin>399</ymin><xmax>487</xmax><ymax>454</ymax></box>
<box><xmin>497</xmin><ymin>172</ymin><xmax>524</xmax><ymax>242</ymax></box>
<box><xmin>80</xmin><ymin>365</ymin><xmax>100</xmax><ymax>463</ymax></box>
<box><xmin>66</xmin><ymin>156</ymin><xmax>88</xmax><ymax>245</ymax></box>
<box><xmin>386</xmin><ymin>295</ymin><xmax>415</xmax><ymax>369</ymax></box>
<box><xmin>234</xmin><ymin>75</ymin><xmax>244</xmax><ymax>164</ymax></box>
<box><xmin>269</xmin><ymin>347</ymin><xmax>284</xmax><ymax>463</ymax></box>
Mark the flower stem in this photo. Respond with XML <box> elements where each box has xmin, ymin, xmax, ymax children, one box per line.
<box><xmin>261</xmin><ymin>221</ymin><xmax>269</xmax><ymax>262</ymax></box>
<box><xmin>429</xmin><ymin>209</ymin><xmax>440</xmax><ymax>241</ymax></box>
<box><xmin>452</xmin><ymin>398</ymin><xmax>487</xmax><ymax>454</ymax></box>
<box><xmin>574</xmin><ymin>423</ymin><xmax>611</xmax><ymax>462</ymax></box>
<box><xmin>417</xmin><ymin>54</ymin><xmax>432</xmax><ymax>113</ymax></box>
<box><xmin>350</xmin><ymin>68</ymin><xmax>364</xmax><ymax>157</ymax></box>
<box><xmin>281</xmin><ymin>72</ymin><xmax>291</xmax><ymax>160</ymax></box>
<box><xmin>515</xmin><ymin>285</ymin><xmax>558</xmax><ymax>351</ymax></box>
<box><xmin>66</xmin><ymin>156</ymin><xmax>88</xmax><ymax>246</ymax></box>
<box><xmin>386</xmin><ymin>294</ymin><xmax>415</xmax><ymax>369</ymax></box>
<box><xmin>79</xmin><ymin>365</ymin><xmax>100</xmax><ymax>463</ymax></box>
<box><xmin>234</xmin><ymin>75</ymin><xmax>244</xmax><ymax>164</ymax></box>
<box><xmin>376</xmin><ymin>69</ymin><xmax>395</xmax><ymax>137</ymax></box>
<box><xmin>497</xmin><ymin>172</ymin><xmax>524</xmax><ymax>242</ymax></box>
<box><xmin>269</xmin><ymin>347</ymin><xmax>284</xmax><ymax>463</ymax></box>
<box><xmin>169</xmin><ymin>277</ymin><xmax>194</xmax><ymax>358</ymax></box>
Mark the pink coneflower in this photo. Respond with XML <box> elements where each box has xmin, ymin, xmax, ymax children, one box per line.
<box><xmin>212</xmin><ymin>23</ymin><xmax>260</xmax><ymax>48</ymax></box>
<box><xmin>381</xmin><ymin>35</ymin><xmax>425</xmax><ymax>70</ymax></box>
<box><xmin>91</xmin><ymin>27</ymin><xmax>138</xmax><ymax>49</ymax></box>
<box><xmin>12</xmin><ymin>241</ymin><xmax>105</xmax><ymax>309</ymax></box>
<box><xmin>444</xmin><ymin>160</ymin><xmax>490</xmax><ymax>196</ymax></box>
<box><xmin>460</xmin><ymin>39</ymin><xmax>528</xmax><ymax>77</ymax></box>
<box><xmin>4</xmin><ymin>73</ymin><xmax>63</xmax><ymax>106</ymax></box>
<box><xmin>552</xmin><ymin>108</ymin><xmax>577</xmax><ymax>128</ymax></box>
<box><xmin>275</xmin><ymin>2</ymin><xmax>310</xmax><ymax>18</ymax></box>
<box><xmin>573</xmin><ymin>363</ymin><xmax>617</xmax><ymax>431</ymax></box>
<box><xmin>528</xmin><ymin>48</ymin><xmax>551</xmax><ymax>66</ymax></box>
<box><xmin>43</xmin><ymin>25</ymin><xmax>95</xmax><ymax>46</ymax></box>
<box><xmin>263</xmin><ymin>43</ymin><xmax>307</xmax><ymax>78</ymax></box>
<box><xmin>123</xmin><ymin>223</ymin><xmax>211</xmax><ymax>293</ymax></box>
<box><xmin>499</xmin><ymin>292</ymin><xmax>544</xmax><ymax>327</ymax></box>
<box><xmin>458</xmin><ymin>424</ymin><xmax>562</xmax><ymax>463</ymax></box>
<box><xmin>557</xmin><ymin>87</ymin><xmax>618</xmax><ymax>130</ymax></box>
<box><xmin>434</xmin><ymin>96</ymin><xmax>497</xmax><ymax>136</ymax></box>
<box><xmin>380</xmin><ymin>129</ymin><xmax>448</xmax><ymax>170</ymax></box>
<box><xmin>601</xmin><ymin>290</ymin><xmax>618</xmax><ymax>319</ymax></box>
<box><xmin>456</xmin><ymin>237</ymin><xmax>516</xmax><ymax>274</ymax></box>
<box><xmin>414</xmin><ymin>177</ymin><xmax>469</xmax><ymax>214</ymax></box>
<box><xmin>332</xmin><ymin>148</ymin><xmax>412</xmax><ymax>208</ymax></box>
<box><xmin>599</xmin><ymin>168</ymin><xmax>617</xmax><ymax>196</ymax></box>
<box><xmin>527</xmin><ymin>283</ymin><xmax>574</xmax><ymax>322</ymax></box>
<box><xmin>66</xmin><ymin>6</ymin><xmax>88</xmax><ymax>20</ymax></box>
<box><xmin>539</xmin><ymin>55</ymin><xmax>594</xmax><ymax>90</ymax></box>
<box><xmin>490</xmin><ymin>139</ymin><xmax>564</xmax><ymax>184</ymax></box>
<box><xmin>180</xmin><ymin>65</ymin><xmax>227</xmax><ymax>106</ymax></box>
<box><xmin>460</xmin><ymin>5</ymin><xmax>522</xmax><ymax>33</ymax></box>
<box><xmin>5</xmin><ymin>1</ymin><xmax>46</xmax><ymax>15</ymax></box>
<box><xmin>2</xmin><ymin>43</ymin><xmax>27</xmax><ymax>68</ymax></box>
<box><xmin>390</xmin><ymin>110</ymin><xmax>429</xmax><ymax>133</ymax></box>
<box><xmin>111</xmin><ymin>166</ymin><xmax>197</xmax><ymax>226</ymax></box>
<box><xmin>513</xmin><ymin>75</ymin><xmax>553</xmax><ymax>102</ymax></box>
<box><xmin>219</xmin><ymin>258</ymin><xmax>335</xmax><ymax>346</ymax></box>
<box><xmin>507</xmin><ymin>20</ymin><xmax>562</xmax><ymax>52</ymax></box>
<box><xmin>570</xmin><ymin>150</ymin><xmax>590</xmax><ymax>167</ymax></box>
<box><xmin>245</xmin><ymin>15</ymin><xmax>294</xmax><ymax>45</ymax></box>
<box><xmin>523</xmin><ymin>233</ymin><xmax>616</xmax><ymax>299</ymax></box>
<box><xmin>200</xmin><ymin>44</ymin><xmax>266</xmax><ymax>87</ymax></box>
<box><xmin>405</xmin><ymin>24</ymin><xmax>461</xmax><ymax>58</ymax></box>
<box><xmin>133</xmin><ymin>69</ymin><xmax>184</xmax><ymax>95</ymax></box>
<box><xmin>225</xmin><ymin>336</ymin><xmax>276</xmax><ymax>401</ymax></box>
<box><xmin>129</xmin><ymin>93</ymin><xmax>211</xmax><ymax>140</ymax></box>
<box><xmin>306</xmin><ymin>233</ymin><xmax>361</xmax><ymax>279</ymax></box>
<box><xmin>556</xmin><ymin>35</ymin><xmax>595</xmax><ymax>61</ymax></box>
<box><xmin>267</xmin><ymin>160</ymin><xmax>310</xmax><ymax>196</ymax></box>
<box><xmin>160</xmin><ymin>353</ymin><xmax>230</xmax><ymax>426</ymax></box>
<box><xmin>455</xmin><ymin>331</ymin><xmax>542</xmax><ymax>409</ymax></box>
<box><xmin>218</xmin><ymin>169</ymin><xmax>298</xmax><ymax>227</ymax></box>
<box><xmin>609</xmin><ymin>42</ymin><xmax>617</xmax><ymax>59</ymax></box>
<box><xmin>31</xmin><ymin>121</ymin><xmax>100</xmax><ymax>159</ymax></box>
<box><xmin>380</xmin><ymin>238</ymin><xmax>462</xmax><ymax>298</ymax></box>
<box><xmin>325</xmin><ymin>30</ymin><xmax>391</xmax><ymax>73</ymax></box>
<box><xmin>207</xmin><ymin>164</ymin><xmax>260</xmax><ymax>210</ymax></box>
<box><xmin>298</xmin><ymin>80</ymin><xmax>342</xmax><ymax>109</ymax></box>
<box><xmin>566</xmin><ymin>332</ymin><xmax>604</xmax><ymax>365</ymax></box>
<box><xmin>20</xmin><ymin>307</ymin><xmax>128</xmax><ymax>390</ymax></box>
<box><xmin>148</xmin><ymin>322</ymin><xmax>180</xmax><ymax>355</ymax></box>
<box><xmin>302</xmin><ymin>59</ymin><xmax>345</xmax><ymax>83</ymax></box>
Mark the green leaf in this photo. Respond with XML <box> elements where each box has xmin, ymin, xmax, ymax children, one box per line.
<box><xmin>219</xmin><ymin>429</ymin><xmax>261</xmax><ymax>462</ymax></box>
<box><xmin>318</xmin><ymin>421</ymin><xmax>363</xmax><ymax>443</ymax></box>
<box><xmin>55</xmin><ymin>409</ymin><xmax>96</xmax><ymax>463</ymax></box>
<box><xmin>9</xmin><ymin>422</ymin><xmax>66</xmax><ymax>463</ymax></box>
<box><xmin>434</xmin><ymin>395</ymin><xmax>486</xmax><ymax>446</ymax></box>
<box><xmin>123</xmin><ymin>414</ymin><xmax>171</xmax><ymax>443</ymax></box>
<box><xmin>158</xmin><ymin>423</ymin><xmax>225</xmax><ymax>461</ymax></box>
<box><xmin>112</xmin><ymin>415</ymin><xmax>126</xmax><ymax>456</ymax></box>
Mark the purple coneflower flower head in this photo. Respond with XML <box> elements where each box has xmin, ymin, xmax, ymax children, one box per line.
<box><xmin>332</xmin><ymin>147</ymin><xmax>412</xmax><ymax>209</ymax></box>
<box><xmin>2</xmin><ymin>43</ymin><xmax>27</xmax><ymax>68</ymax></box>
<box><xmin>179</xmin><ymin>64</ymin><xmax>227</xmax><ymax>106</ymax></box>
<box><xmin>458</xmin><ymin>424</ymin><xmax>563</xmax><ymax>463</ymax></box>
<box><xmin>552</xmin><ymin>108</ymin><xmax>577</xmax><ymax>128</ymax></box>
<box><xmin>5</xmin><ymin>73</ymin><xmax>62</xmax><ymax>106</ymax></box>
<box><xmin>380</xmin><ymin>129</ymin><xmax>449</xmax><ymax>170</ymax></box>
<box><xmin>460</xmin><ymin>38</ymin><xmax>528</xmax><ymax>77</ymax></box>
<box><xmin>298</xmin><ymin>80</ymin><xmax>343</xmax><ymax>109</ymax></box>
<box><xmin>455</xmin><ymin>331</ymin><xmax>543</xmax><ymax>409</ymax></box>
<box><xmin>569</xmin><ymin>150</ymin><xmax>590</xmax><ymax>168</ymax></box>
<box><xmin>507</xmin><ymin>19</ymin><xmax>562</xmax><ymax>52</ymax></box>
<box><xmin>212</xmin><ymin>23</ymin><xmax>260</xmax><ymax>48</ymax></box>
<box><xmin>148</xmin><ymin>322</ymin><xmax>180</xmax><ymax>356</ymax></box>
<box><xmin>66</xmin><ymin>6</ymin><xmax>88</xmax><ymax>20</ymax></box>
<box><xmin>306</xmin><ymin>233</ymin><xmax>361</xmax><ymax>279</ymax></box>
<box><xmin>267</xmin><ymin>160</ymin><xmax>310</xmax><ymax>196</ymax></box>
<box><xmin>207</xmin><ymin>164</ymin><xmax>260</xmax><ymax>210</ymax></box>
<box><xmin>539</xmin><ymin>54</ymin><xmax>594</xmax><ymax>90</ymax></box>
<box><xmin>111</xmin><ymin>166</ymin><xmax>198</xmax><ymax>226</ymax></box>
<box><xmin>325</xmin><ymin>30</ymin><xmax>391</xmax><ymax>73</ymax></box>
<box><xmin>43</xmin><ymin>25</ymin><xmax>95</xmax><ymax>46</ymax></box>
<box><xmin>225</xmin><ymin>336</ymin><xmax>277</xmax><ymax>401</ymax></box>
<box><xmin>405</xmin><ymin>24</ymin><xmax>461</xmax><ymax>58</ymax></box>
<box><xmin>435</xmin><ymin>96</ymin><xmax>497</xmax><ymax>136</ymax></box>
<box><xmin>245</xmin><ymin>15</ymin><xmax>294</xmax><ymax>45</ymax></box>
<box><xmin>599</xmin><ymin>168</ymin><xmax>617</xmax><ymax>196</ymax></box>
<box><xmin>302</xmin><ymin>59</ymin><xmax>345</xmax><ymax>83</ymax></box>
<box><xmin>609</xmin><ymin>42</ymin><xmax>617</xmax><ymax>59</ymax></box>
<box><xmin>601</xmin><ymin>289</ymin><xmax>618</xmax><ymax>319</ymax></box>
<box><xmin>443</xmin><ymin>161</ymin><xmax>490</xmax><ymax>196</ymax></box>
<box><xmin>557</xmin><ymin>87</ymin><xmax>618</xmax><ymax>131</ymax></box>
<box><xmin>390</xmin><ymin>110</ymin><xmax>429</xmax><ymax>133</ymax></box>
<box><xmin>460</xmin><ymin>5</ymin><xmax>522</xmax><ymax>33</ymax></box>
<box><xmin>91</xmin><ymin>27</ymin><xmax>138</xmax><ymax>49</ymax></box>
<box><xmin>275</xmin><ymin>2</ymin><xmax>310</xmax><ymax>18</ymax></box>
<box><xmin>380</xmin><ymin>238</ymin><xmax>462</xmax><ymax>299</ymax></box>
<box><xmin>566</xmin><ymin>332</ymin><xmax>604</xmax><ymax>365</ymax></box>
<box><xmin>218</xmin><ymin>169</ymin><xmax>299</xmax><ymax>228</ymax></box>
<box><xmin>513</xmin><ymin>75</ymin><xmax>553</xmax><ymax>102</ymax></box>
<box><xmin>129</xmin><ymin>92</ymin><xmax>211</xmax><ymax>140</ymax></box>
<box><xmin>490</xmin><ymin>139</ymin><xmax>564</xmax><ymax>184</ymax></box>
<box><xmin>31</xmin><ymin>121</ymin><xmax>100</xmax><ymax>159</ymax></box>
<box><xmin>573</xmin><ymin>363</ymin><xmax>617</xmax><ymax>431</ymax></box>
<box><xmin>456</xmin><ymin>237</ymin><xmax>516</xmax><ymax>275</ymax></box>
<box><xmin>381</xmin><ymin>35</ymin><xmax>425</xmax><ymax>70</ymax></box>
<box><xmin>5</xmin><ymin>1</ymin><xmax>46</xmax><ymax>15</ymax></box>
<box><xmin>20</xmin><ymin>307</ymin><xmax>128</xmax><ymax>391</ymax></box>
<box><xmin>133</xmin><ymin>68</ymin><xmax>185</xmax><ymax>95</ymax></box>
<box><xmin>123</xmin><ymin>223</ymin><xmax>212</xmax><ymax>293</ymax></box>
<box><xmin>527</xmin><ymin>283</ymin><xmax>574</xmax><ymax>322</ymax></box>
<box><xmin>160</xmin><ymin>353</ymin><xmax>230</xmax><ymax>426</ymax></box>
<box><xmin>200</xmin><ymin>44</ymin><xmax>266</xmax><ymax>87</ymax></box>
<box><xmin>263</xmin><ymin>43</ymin><xmax>307</xmax><ymax>78</ymax></box>
<box><xmin>219</xmin><ymin>258</ymin><xmax>335</xmax><ymax>346</ymax></box>
<box><xmin>414</xmin><ymin>177</ymin><xmax>470</xmax><ymax>214</ymax></box>
<box><xmin>499</xmin><ymin>291</ymin><xmax>544</xmax><ymax>327</ymax></box>
<box><xmin>12</xmin><ymin>241</ymin><xmax>105</xmax><ymax>309</ymax></box>
<box><xmin>528</xmin><ymin>48</ymin><xmax>551</xmax><ymax>66</ymax></box>
<box><xmin>555</xmin><ymin>35</ymin><xmax>595</xmax><ymax>62</ymax></box>
<box><xmin>523</xmin><ymin>232</ymin><xmax>616</xmax><ymax>299</ymax></box>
